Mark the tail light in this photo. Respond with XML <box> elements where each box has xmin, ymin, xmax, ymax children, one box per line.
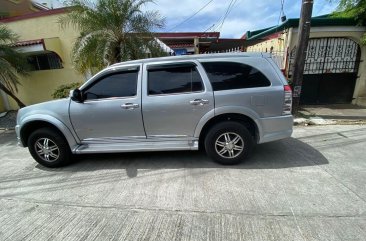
<box><xmin>283</xmin><ymin>85</ymin><xmax>292</xmax><ymax>115</ymax></box>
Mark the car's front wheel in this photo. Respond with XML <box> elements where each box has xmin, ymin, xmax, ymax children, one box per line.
<box><xmin>204</xmin><ymin>121</ymin><xmax>254</xmax><ymax>165</ymax></box>
<box><xmin>28</xmin><ymin>128</ymin><xmax>71</xmax><ymax>168</ymax></box>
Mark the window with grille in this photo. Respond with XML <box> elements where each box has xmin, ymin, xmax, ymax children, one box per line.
<box><xmin>27</xmin><ymin>52</ymin><xmax>63</xmax><ymax>71</ymax></box>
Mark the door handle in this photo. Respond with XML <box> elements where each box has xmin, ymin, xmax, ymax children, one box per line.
<box><xmin>121</xmin><ymin>103</ymin><xmax>139</xmax><ymax>109</ymax></box>
<box><xmin>190</xmin><ymin>99</ymin><xmax>209</xmax><ymax>106</ymax></box>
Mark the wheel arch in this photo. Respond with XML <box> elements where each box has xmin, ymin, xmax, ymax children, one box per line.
<box><xmin>19</xmin><ymin>116</ymin><xmax>78</xmax><ymax>149</ymax></box>
<box><xmin>196</xmin><ymin>110</ymin><xmax>261</xmax><ymax>149</ymax></box>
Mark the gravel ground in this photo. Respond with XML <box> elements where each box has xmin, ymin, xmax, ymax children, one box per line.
<box><xmin>0</xmin><ymin>111</ymin><xmax>17</xmax><ymax>130</ymax></box>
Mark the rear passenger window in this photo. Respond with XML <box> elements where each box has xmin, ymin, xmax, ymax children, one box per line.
<box><xmin>201</xmin><ymin>62</ymin><xmax>271</xmax><ymax>91</ymax></box>
<box><xmin>148</xmin><ymin>64</ymin><xmax>203</xmax><ymax>95</ymax></box>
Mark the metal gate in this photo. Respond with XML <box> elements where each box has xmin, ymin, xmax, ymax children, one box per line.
<box><xmin>288</xmin><ymin>37</ymin><xmax>361</xmax><ymax>104</ymax></box>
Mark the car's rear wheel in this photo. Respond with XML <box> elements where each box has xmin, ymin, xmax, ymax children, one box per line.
<box><xmin>28</xmin><ymin>128</ymin><xmax>71</xmax><ymax>168</ymax></box>
<box><xmin>204</xmin><ymin>121</ymin><xmax>254</xmax><ymax>165</ymax></box>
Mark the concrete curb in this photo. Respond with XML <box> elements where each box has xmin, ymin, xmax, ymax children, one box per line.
<box><xmin>294</xmin><ymin>116</ymin><xmax>366</xmax><ymax>126</ymax></box>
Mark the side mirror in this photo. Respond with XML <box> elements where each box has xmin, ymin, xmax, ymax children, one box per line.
<box><xmin>70</xmin><ymin>88</ymin><xmax>83</xmax><ymax>103</ymax></box>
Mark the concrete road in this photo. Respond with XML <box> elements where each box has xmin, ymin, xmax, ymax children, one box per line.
<box><xmin>0</xmin><ymin>125</ymin><xmax>365</xmax><ymax>241</ymax></box>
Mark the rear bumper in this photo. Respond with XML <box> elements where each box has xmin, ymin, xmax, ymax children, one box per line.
<box><xmin>257</xmin><ymin>115</ymin><xmax>293</xmax><ymax>144</ymax></box>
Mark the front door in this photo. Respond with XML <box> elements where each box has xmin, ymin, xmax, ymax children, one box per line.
<box><xmin>70</xmin><ymin>66</ymin><xmax>146</xmax><ymax>141</ymax></box>
<box><xmin>141</xmin><ymin>61</ymin><xmax>214</xmax><ymax>138</ymax></box>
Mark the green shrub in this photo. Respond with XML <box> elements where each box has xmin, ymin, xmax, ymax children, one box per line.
<box><xmin>52</xmin><ymin>82</ymin><xmax>82</xmax><ymax>99</ymax></box>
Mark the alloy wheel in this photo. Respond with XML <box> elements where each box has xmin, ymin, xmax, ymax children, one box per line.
<box><xmin>34</xmin><ymin>138</ymin><xmax>60</xmax><ymax>162</ymax></box>
<box><xmin>214</xmin><ymin>132</ymin><xmax>244</xmax><ymax>158</ymax></box>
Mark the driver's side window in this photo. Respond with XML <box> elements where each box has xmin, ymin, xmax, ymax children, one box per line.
<box><xmin>84</xmin><ymin>70</ymin><xmax>138</xmax><ymax>100</ymax></box>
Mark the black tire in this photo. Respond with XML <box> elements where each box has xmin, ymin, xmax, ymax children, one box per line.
<box><xmin>204</xmin><ymin>121</ymin><xmax>254</xmax><ymax>165</ymax></box>
<box><xmin>28</xmin><ymin>127</ymin><xmax>71</xmax><ymax>168</ymax></box>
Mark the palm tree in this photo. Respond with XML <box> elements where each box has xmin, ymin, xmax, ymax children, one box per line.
<box><xmin>0</xmin><ymin>25</ymin><xmax>29</xmax><ymax>108</ymax></box>
<box><xmin>60</xmin><ymin>0</ymin><xmax>167</xmax><ymax>74</ymax></box>
<box><xmin>333</xmin><ymin>0</ymin><xmax>366</xmax><ymax>45</ymax></box>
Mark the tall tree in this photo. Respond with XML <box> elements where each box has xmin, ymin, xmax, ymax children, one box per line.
<box><xmin>0</xmin><ymin>25</ymin><xmax>29</xmax><ymax>108</ymax></box>
<box><xmin>333</xmin><ymin>0</ymin><xmax>366</xmax><ymax>44</ymax></box>
<box><xmin>60</xmin><ymin>0</ymin><xmax>167</xmax><ymax>74</ymax></box>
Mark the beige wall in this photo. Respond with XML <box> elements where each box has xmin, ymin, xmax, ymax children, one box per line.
<box><xmin>247</xmin><ymin>33</ymin><xmax>288</xmax><ymax>53</ymax></box>
<box><xmin>2</xmin><ymin>12</ymin><xmax>85</xmax><ymax>110</ymax></box>
<box><xmin>0</xmin><ymin>96</ymin><xmax>5</xmax><ymax>113</ymax></box>
<box><xmin>247</xmin><ymin>31</ymin><xmax>291</xmax><ymax>70</ymax></box>
<box><xmin>355</xmin><ymin>45</ymin><xmax>366</xmax><ymax>106</ymax></box>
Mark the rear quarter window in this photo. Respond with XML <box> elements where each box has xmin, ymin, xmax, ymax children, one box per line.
<box><xmin>201</xmin><ymin>61</ymin><xmax>271</xmax><ymax>91</ymax></box>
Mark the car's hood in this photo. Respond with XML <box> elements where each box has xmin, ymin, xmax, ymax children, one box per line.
<box><xmin>17</xmin><ymin>98</ymin><xmax>71</xmax><ymax>124</ymax></box>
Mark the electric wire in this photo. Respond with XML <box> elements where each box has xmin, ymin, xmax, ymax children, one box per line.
<box><xmin>217</xmin><ymin>0</ymin><xmax>237</xmax><ymax>32</ymax></box>
<box><xmin>209</xmin><ymin>0</ymin><xmax>238</xmax><ymax>33</ymax></box>
<box><xmin>168</xmin><ymin>0</ymin><xmax>215</xmax><ymax>31</ymax></box>
<box><xmin>278</xmin><ymin>0</ymin><xmax>285</xmax><ymax>24</ymax></box>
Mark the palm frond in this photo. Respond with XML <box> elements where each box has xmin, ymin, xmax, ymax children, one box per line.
<box><xmin>0</xmin><ymin>24</ymin><xmax>29</xmax><ymax>97</ymax></box>
<box><xmin>61</xmin><ymin>0</ymin><xmax>166</xmax><ymax>73</ymax></box>
<box><xmin>0</xmin><ymin>25</ymin><xmax>18</xmax><ymax>44</ymax></box>
<box><xmin>0</xmin><ymin>57</ymin><xmax>21</xmax><ymax>92</ymax></box>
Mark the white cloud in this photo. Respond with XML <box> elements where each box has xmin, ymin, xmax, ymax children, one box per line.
<box><xmin>147</xmin><ymin>0</ymin><xmax>337</xmax><ymax>37</ymax></box>
<box><xmin>219</xmin><ymin>18</ymin><xmax>255</xmax><ymax>38</ymax></box>
<box><xmin>35</xmin><ymin>0</ymin><xmax>338</xmax><ymax>38</ymax></box>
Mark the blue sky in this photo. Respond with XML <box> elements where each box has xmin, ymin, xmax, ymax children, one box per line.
<box><xmin>37</xmin><ymin>0</ymin><xmax>339</xmax><ymax>38</ymax></box>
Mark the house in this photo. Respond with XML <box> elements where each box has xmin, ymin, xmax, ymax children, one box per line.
<box><xmin>0</xmin><ymin>7</ymin><xmax>85</xmax><ymax>111</ymax></box>
<box><xmin>243</xmin><ymin>15</ymin><xmax>366</xmax><ymax>106</ymax></box>
<box><xmin>157</xmin><ymin>32</ymin><xmax>259</xmax><ymax>55</ymax></box>
<box><xmin>0</xmin><ymin>0</ymin><xmax>49</xmax><ymax>19</ymax></box>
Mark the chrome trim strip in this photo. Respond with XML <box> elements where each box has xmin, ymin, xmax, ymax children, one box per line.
<box><xmin>74</xmin><ymin>140</ymin><xmax>199</xmax><ymax>154</ymax></box>
<box><xmin>81</xmin><ymin>136</ymin><xmax>198</xmax><ymax>144</ymax></box>
<box><xmin>148</xmin><ymin>135</ymin><xmax>188</xmax><ymax>138</ymax></box>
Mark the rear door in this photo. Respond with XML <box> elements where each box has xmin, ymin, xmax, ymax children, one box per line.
<box><xmin>141</xmin><ymin>61</ymin><xmax>214</xmax><ymax>138</ymax></box>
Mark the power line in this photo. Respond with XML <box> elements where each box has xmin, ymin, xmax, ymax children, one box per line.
<box><xmin>202</xmin><ymin>24</ymin><xmax>215</xmax><ymax>33</ymax></box>
<box><xmin>278</xmin><ymin>0</ymin><xmax>286</xmax><ymax>24</ymax></box>
<box><xmin>168</xmin><ymin>0</ymin><xmax>215</xmax><ymax>31</ymax></box>
<box><xmin>211</xmin><ymin>0</ymin><xmax>238</xmax><ymax>32</ymax></box>
<box><xmin>218</xmin><ymin>0</ymin><xmax>236</xmax><ymax>31</ymax></box>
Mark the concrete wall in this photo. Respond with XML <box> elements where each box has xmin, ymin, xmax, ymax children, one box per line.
<box><xmin>2</xmin><ymin>12</ymin><xmax>85</xmax><ymax>110</ymax></box>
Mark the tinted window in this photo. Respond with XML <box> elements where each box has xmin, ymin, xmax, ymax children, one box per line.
<box><xmin>84</xmin><ymin>71</ymin><xmax>138</xmax><ymax>100</ymax></box>
<box><xmin>148</xmin><ymin>65</ymin><xmax>203</xmax><ymax>95</ymax></box>
<box><xmin>201</xmin><ymin>62</ymin><xmax>271</xmax><ymax>91</ymax></box>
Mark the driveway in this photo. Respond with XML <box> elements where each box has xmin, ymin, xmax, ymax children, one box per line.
<box><xmin>0</xmin><ymin>125</ymin><xmax>366</xmax><ymax>241</ymax></box>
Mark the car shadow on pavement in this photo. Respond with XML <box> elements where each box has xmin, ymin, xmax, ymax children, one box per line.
<box><xmin>35</xmin><ymin>137</ymin><xmax>328</xmax><ymax>176</ymax></box>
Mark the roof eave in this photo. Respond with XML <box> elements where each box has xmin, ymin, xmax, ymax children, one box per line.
<box><xmin>247</xmin><ymin>17</ymin><xmax>360</xmax><ymax>40</ymax></box>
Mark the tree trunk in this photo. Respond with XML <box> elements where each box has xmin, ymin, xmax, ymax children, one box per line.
<box><xmin>0</xmin><ymin>82</ymin><xmax>26</xmax><ymax>108</ymax></box>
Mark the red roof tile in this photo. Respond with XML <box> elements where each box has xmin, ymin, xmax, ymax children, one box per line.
<box><xmin>12</xmin><ymin>39</ymin><xmax>44</xmax><ymax>47</ymax></box>
<box><xmin>169</xmin><ymin>43</ymin><xmax>194</xmax><ymax>48</ymax></box>
<box><xmin>157</xmin><ymin>32</ymin><xmax>220</xmax><ymax>38</ymax></box>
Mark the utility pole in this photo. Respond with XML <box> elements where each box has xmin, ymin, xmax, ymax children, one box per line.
<box><xmin>291</xmin><ymin>0</ymin><xmax>313</xmax><ymax>114</ymax></box>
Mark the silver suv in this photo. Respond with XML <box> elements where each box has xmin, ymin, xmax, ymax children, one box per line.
<box><xmin>16</xmin><ymin>53</ymin><xmax>293</xmax><ymax>167</ymax></box>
